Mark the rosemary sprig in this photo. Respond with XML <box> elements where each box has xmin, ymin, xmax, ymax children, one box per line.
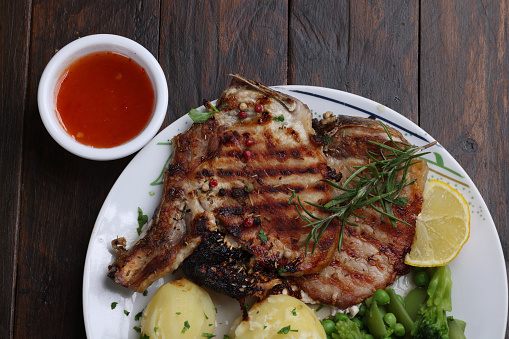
<box><xmin>290</xmin><ymin>121</ymin><xmax>436</xmax><ymax>254</ymax></box>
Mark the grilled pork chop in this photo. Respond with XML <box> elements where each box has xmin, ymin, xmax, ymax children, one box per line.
<box><xmin>108</xmin><ymin>76</ymin><xmax>429</xmax><ymax>310</ymax></box>
<box><xmin>108</xmin><ymin>75</ymin><xmax>339</xmax><ymax>293</ymax></box>
<box><xmin>289</xmin><ymin>115</ymin><xmax>429</xmax><ymax>308</ymax></box>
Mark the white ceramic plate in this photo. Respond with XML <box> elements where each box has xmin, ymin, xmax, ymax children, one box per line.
<box><xmin>83</xmin><ymin>86</ymin><xmax>508</xmax><ymax>338</ymax></box>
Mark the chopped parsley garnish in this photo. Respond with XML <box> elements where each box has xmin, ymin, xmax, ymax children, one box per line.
<box><xmin>142</xmin><ymin>290</ymin><xmax>148</xmax><ymax>296</ymax></box>
<box><xmin>124</xmin><ymin>310</ymin><xmax>130</xmax><ymax>316</ymax></box>
<box><xmin>273</xmin><ymin>114</ymin><xmax>285</xmax><ymax>122</ymax></box>
<box><xmin>258</xmin><ymin>229</ymin><xmax>267</xmax><ymax>243</ymax></box>
<box><xmin>277</xmin><ymin>325</ymin><xmax>298</xmax><ymax>334</ymax></box>
<box><xmin>149</xmin><ymin>191</ymin><xmax>155</xmax><ymax>196</ymax></box>
<box><xmin>223</xmin><ymin>335</ymin><xmax>230</xmax><ymax>339</ymax></box>
<box><xmin>182</xmin><ymin>320</ymin><xmax>190</xmax><ymax>333</ymax></box>
<box><xmin>291</xmin><ymin>307</ymin><xmax>297</xmax><ymax>316</ymax></box>
<box><xmin>204</xmin><ymin>312</ymin><xmax>209</xmax><ymax>319</ymax></box>
<box><xmin>133</xmin><ymin>326</ymin><xmax>141</xmax><ymax>333</ymax></box>
<box><xmin>277</xmin><ymin>268</ymin><xmax>288</xmax><ymax>274</ymax></box>
<box><xmin>111</xmin><ymin>302</ymin><xmax>118</xmax><ymax>310</ymax></box>
<box><xmin>201</xmin><ymin>334</ymin><xmax>216</xmax><ymax>338</ymax></box>
<box><xmin>154</xmin><ymin>327</ymin><xmax>159</xmax><ymax>332</ymax></box>
<box><xmin>135</xmin><ymin>311</ymin><xmax>143</xmax><ymax>321</ymax></box>
<box><xmin>317</xmin><ymin>134</ymin><xmax>333</xmax><ymax>142</ymax></box>
<box><xmin>137</xmin><ymin>207</ymin><xmax>148</xmax><ymax>235</ymax></box>
<box><xmin>176</xmin><ymin>312</ymin><xmax>181</xmax><ymax>315</ymax></box>
<box><xmin>140</xmin><ymin>334</ymin><xmax>150</xmax><ymax>339</ymax></box>
<box><xmin>315</xmin><ymin>304</ymin><xmax>324</xmax><ymax>312</ymax></box>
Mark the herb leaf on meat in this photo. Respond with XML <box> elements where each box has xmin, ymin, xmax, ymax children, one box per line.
<box><xmin>188</xmin><ymin>102</ymin><xmax>228</xmax><ymax>123</ymax></box>
<box><xmin>137</xmin><ymin>207</ymin><xmax>148</xmax><ymax>235</ymax></box>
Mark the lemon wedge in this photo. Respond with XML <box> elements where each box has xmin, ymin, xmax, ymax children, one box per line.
<box><xmin>405</xmin><ymin>179</ymin><xmax>470</xmax><ymax>267</ymax></box>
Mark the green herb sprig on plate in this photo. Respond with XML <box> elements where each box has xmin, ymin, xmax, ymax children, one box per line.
<box><xmin>290</xmin><ymin>121</ymin><xmax>436</xmax><ymax>254</ymax></box>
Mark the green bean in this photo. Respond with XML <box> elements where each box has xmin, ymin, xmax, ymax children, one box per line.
<box><xmin>386</xmin><ymin>288</ymin><xmax>414</xmax><ymax>336</ymax></box>
<box><xmin>447</xmin><ymin>318</ymin><xmax>466</xmax><ymax>339</ymax></box>
<box><xmin>404</xmin><ymin>287</ymin><xmax>427</xmax><ymax>321</ymax></box>
<box><xmin>396</xmin><ymin>294</ymin><xmax>404</xmax><ymax>306</ymax></box>
<box><xmin>366</xmin><ymin>301</ymin><xmax>388</xmax><ymax>338</ymax></box>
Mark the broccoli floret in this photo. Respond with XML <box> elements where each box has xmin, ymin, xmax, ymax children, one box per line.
<box><xmin>331</xmin><ymin>316</ymin><xmax>362</xmax><ymax>339</ymax></box>
<box><xmin>412</xmin><ymin>265</ymin><xmax>453</xmax><ymax>339</ymax></box>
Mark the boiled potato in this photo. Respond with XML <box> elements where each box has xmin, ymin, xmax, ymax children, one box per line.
<box><xmin>141</xmin><ymin>278</ymin><xmax>216</xmax><ymax>338</ymax></box>
<box><xmin>229</xmin><ymin>294</ymin><xmax>326</xmax><ymax>339</ymax></box>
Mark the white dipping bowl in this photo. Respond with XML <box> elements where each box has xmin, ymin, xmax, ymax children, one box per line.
<box><xmin>37</xmin><ymin>34</ymin><xmax>168</xmax><ymax>161</ymax></box>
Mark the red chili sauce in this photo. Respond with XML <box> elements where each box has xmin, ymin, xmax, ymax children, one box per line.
<box><xmin>55</xmin><ymin>51</ymin><xmax>155</xmax><ymax>148</ymax></box>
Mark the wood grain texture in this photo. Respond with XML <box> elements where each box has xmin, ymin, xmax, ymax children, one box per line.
<box><xmin>0</xmin><ymin>0</ymin><xmax>31</xmax><ymax>336</ymax></box>
<box><xmin>289</xmin><ymin>0</ymin><xmax>419</xmax><ymax>122</ymax></box>
<box><xmin>1</xmin><ymin>1</ymin><xmax>507</xmax><ymax>338</ymax></box>
<box><xmin>159</xmin><ymin>0</ymin><xmax>288</xmax><ymax>125</ymax></box>
<box><xmin>420</xmin><ymin>0</ymin><xmax>509</xmax><ymax>256</ymax></box>
<box><xmin>14</xmin><ymin>1</ymin><xmax>160</xmax><ymax>337</ymax></box>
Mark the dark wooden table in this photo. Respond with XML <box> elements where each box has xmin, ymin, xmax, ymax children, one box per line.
<box><xmin>2</xmin><ymin>1</ymin><xmax>508</xmax><ymax>337</ymax></box>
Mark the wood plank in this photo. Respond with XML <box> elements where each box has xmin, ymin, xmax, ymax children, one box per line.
<box><xmin>420</xmin><ymin>1</ymin><xmax>509</xmax><ymax>262</ymax></box>
<box><xmin>159</xmin><ymin>0</ymin><xmax>288</xmax><ymax>124</ymax></box>
<box><xmin>15</xmin><ymin>1</ymin><xmax>160</xmax><ymax>337</ymax></box>
<box><xmin>0</xmin><ymin>0</ymin><xmax>31</xmax><ymax>336</ymax></box>
<box><xmin>289</xmin><ymin>0</ymin><xmax>419</xmax><ymax>122</ymax></box>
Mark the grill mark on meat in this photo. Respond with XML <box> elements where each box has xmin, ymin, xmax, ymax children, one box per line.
<box><xmin>216</xmin><ymin>148</ymin><xmax>313</xmax><ymax>161</ymax></box>
<box><xmin>216</xmin><ymin>206</ymin><xmax>245</xmax><ymax>217</ymax></box>
<box><xmin>287</xmin><ymin>128</ymin><xmax>301</xmax><ymax>143</ymax></box>
<box><xmin>257</xmin><ymin>112</ymin><xmax>273</xmax><ymax>125</ymax></box>
<box><xmin>214</xmin><ymin>166</ymin><xmax>322</xmax><ymax>179</ymax></box>
<box><xmin>215</xmin><ymin>201</ymin><xmax>294</xmax><ymax>217</ymax></box>
<box><xmin>263</xmin><ymin>129</ymin><xmax>277</xmax><ymax>149</ymax></box>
